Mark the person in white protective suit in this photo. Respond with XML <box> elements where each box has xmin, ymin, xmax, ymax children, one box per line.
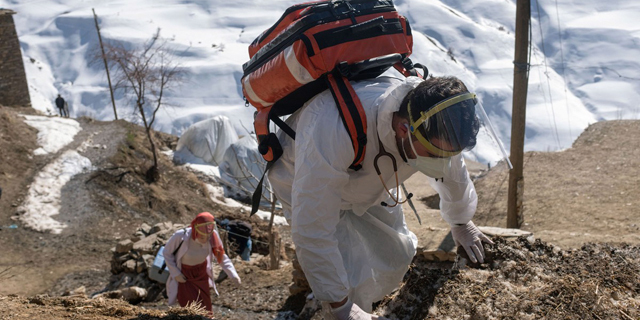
<box><xmin>268</xmin><ymin>75</ymin><xmax>497</xmax><ymax>320</ymax></box>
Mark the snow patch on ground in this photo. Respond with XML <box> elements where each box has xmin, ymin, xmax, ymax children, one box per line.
<box><xmin>22</xmin><ymin>115</ymin><xmax>82</xmax><ymax>155</ymax></box>
<box><xmin>18</xmin><ymin>150</ymin><xmax>93</xmax><ymax>234</ymax></box>
<box><xmin>17</xmin><ymin>115</ymin><xmax>92</xmax><ymax>233</ymax></box>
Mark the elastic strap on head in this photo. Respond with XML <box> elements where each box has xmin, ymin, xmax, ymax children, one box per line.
<box><xmin>408</xmin><ymin>92</ymin><xmax>476</xmax><ymax>157</ymax></box>
<box><xmin>194</xmin><ymin>222</ymin><xmax>215</xmax><ymax>236</ymax></box>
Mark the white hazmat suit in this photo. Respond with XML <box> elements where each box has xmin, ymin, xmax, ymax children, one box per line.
<box><xmin>268</xmin><ymin>76</ymin><xmax>477</xmax><ymax>311</ymax></box>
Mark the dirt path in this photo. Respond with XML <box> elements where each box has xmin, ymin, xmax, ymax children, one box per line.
<box><xmin>0</xmin><ymin>115</ymin><xmax>129</xmax><ymax>296</ymax></box>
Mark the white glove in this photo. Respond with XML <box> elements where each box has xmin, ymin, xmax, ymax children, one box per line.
<box><xmin>231</xmin><ymin>275</ymin><xmax>242</xmax><ymax>286</ymax></box>
<box><xmin>330</xmin><ymin>297</ymin><xmax>389</xmax><ymax>320</ymax></box>
<box><xmin>175</xmin><ymin>274</ymin><xmax>187</xmax><ymax>283</ymax></box>
<box><xmin>451</xmin><ymin>221</ymin><xmax>494</xmax><ymax>263</ymax></box>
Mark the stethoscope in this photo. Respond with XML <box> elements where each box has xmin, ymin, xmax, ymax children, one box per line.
<box><xmin>373</xmin><ymin>138</ymin><xmax>422</xmax><ymax>224</ymax></box>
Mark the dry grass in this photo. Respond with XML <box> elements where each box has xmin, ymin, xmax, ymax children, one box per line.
<box><xmin>377</xmin><ymin>237</ymin><xmax>640</xmax><ymax>319</ymax></box>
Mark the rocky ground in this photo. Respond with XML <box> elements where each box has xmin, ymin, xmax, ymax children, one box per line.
<box><xmin>1</xmin><ymin>105</ymin><xmax>639</xmax><ymax>319</ymax></box>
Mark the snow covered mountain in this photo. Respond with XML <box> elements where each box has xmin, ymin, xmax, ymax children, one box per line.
<box><xmin>3</xmin><ymin>0</ymin><xmax>639</xmax><ymax>163</ymax></box>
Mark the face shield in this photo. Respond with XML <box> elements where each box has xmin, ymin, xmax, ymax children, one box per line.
<box><xmin>407</xmin><ymin>92</ymin><xmax>512</xmax><ymax>183</ymax></box>
<box><xmin>194</xmin><ymin>221</ymin><xmax>215</xmax><ymax>236</ymax></box>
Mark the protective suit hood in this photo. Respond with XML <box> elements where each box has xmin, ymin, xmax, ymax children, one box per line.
<box><xmin>376</xmin><ymin>76</ymin><xmax>424</xmax><ymax>155</ymax></box>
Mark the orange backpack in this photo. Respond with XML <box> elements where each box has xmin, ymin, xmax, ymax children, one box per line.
<box><xmin>242</xmin><ymin>0</ymin><xmax>427</xmax><ymax>214</ymax></box>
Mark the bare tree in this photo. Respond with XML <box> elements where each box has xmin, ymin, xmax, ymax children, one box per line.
<box><xmin>103</xmin><ymin>29</ymin><xmax>183</xmax><ymax>182</ymax></box>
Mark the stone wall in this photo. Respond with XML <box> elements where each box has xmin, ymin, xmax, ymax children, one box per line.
<box><xmin>0</xmin><ymin>9</ymin><xmax>30</xmax><ymax>107</ymax></box>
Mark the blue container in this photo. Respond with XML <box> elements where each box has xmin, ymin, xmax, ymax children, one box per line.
<box><xmin>148</xmin><ymin>246</ymin><xmax>170</xmax><ymax>284</ymax></box>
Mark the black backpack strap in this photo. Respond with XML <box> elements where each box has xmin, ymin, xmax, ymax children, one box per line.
<box><xmin>251</xmin><ymin>71</ymin><xmax>369</xmax><ymax>215</ymax></box>
<box><xmin>251</xmin><ymin>161</ymin><xmax>275</xmax><ymax>216</ymax></box>
<box><xmin>252</xmin><ymin>110</ymin><xmax>292</xmax><ymax>216</ymax></box>
<box><xmin>326</xmin><ymin>71</ymin><xmax>367</xmax><ymax>171</ymax></box>
<box><xmin>159</xmin><ymin>228</ymin><xmax>186</xmax><ymax>274</ymax></box>
<box><xmin>270</xmin><ymin>113</ymin><xmax>296</xmax><ymax>140</ymax></box>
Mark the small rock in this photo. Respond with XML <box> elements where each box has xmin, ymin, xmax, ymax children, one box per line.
<box><xmin>433</xmin><ymin>249</ymin><xmax>449</xmax><ymax>262</ymax></box>
<box><xmin>149</xmin><ymin>222</ymin><xmax>172</xmax><ymax>234</ymax></box>
<box><xmin>94</xmin><ymin>286</ymin><xmax>147</xmax><ymax>304</ymax></box>
<box><xmin>133</xmin><ymin>234</ymin><xmax>159</xmax><ymax>254</ymax></box>
<box><xmin>122</xmin><ymin>259</ymin><xmax>137</xmax><ymax>273</ymax></box>
<box><xmin>526</xmin><ymin>235</ymin><xmax>535</xmax><ymax>244</ymax></box>
<box><xmin>63</xmin><ymin>286</ymin><xmax>86</xmax><ymax>298</ymax></box>
<box><xmin>138</xmin><ymin>223</ymin><xmax>152</xmax><ymax>235</ymax></box>
<box><xmin>611</xmin><ymin>291</ymin><xmax>621</xmax><ymax>301</ymax></box>
<box><xmin>142</xmin><ymin>254</ymin><xmax>155</xmax><ymax>266</ymax></box>
<box><xmin>115</xmin><ymin>239</ymin><xmax>133</xmax><ymax>253</ymax></box>
<box><xmin>134</xmin><ymin>230</ymin><xmax>146</xmax><ymax>240</ymax></box>
<box><xmin>136</xmin><ymin>261</ymin><xmax>146</xmax><ymax>273</ymax></box>
<box><xmin>422</xmin><ymin>251</ymin><xmax>436</xmax><ymax>261</ymax></box>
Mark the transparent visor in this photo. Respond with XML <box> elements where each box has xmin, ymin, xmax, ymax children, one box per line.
<box><xmin>408</xmin><ymin>92</ymin><xmax>512</xmax><ymax>182</ymax></box>
<box><xmin>195</xmin><ymin>222</ymin><xmax>215</xmax><ymax>236</ymax></box>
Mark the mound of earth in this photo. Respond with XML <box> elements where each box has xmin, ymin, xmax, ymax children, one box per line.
<box><xmin>377</xmin><ymin>237</ymin><xmax>639</xmax><ymax>319</ymax></box>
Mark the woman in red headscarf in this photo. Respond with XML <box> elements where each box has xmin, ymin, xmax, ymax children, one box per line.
<box><xmin>163</xmin><ymin>212</ymin><xmax>242</xmax><ymax>313</ymax></box>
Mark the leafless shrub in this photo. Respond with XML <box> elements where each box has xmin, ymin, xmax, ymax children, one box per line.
<box><xmin>101</xmin><ymin>29</ymin><xmax>185</xmax><ymax>182</ymax></box>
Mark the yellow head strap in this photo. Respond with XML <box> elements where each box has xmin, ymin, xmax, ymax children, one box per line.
<box><xmin>408</xmin><ymin>92</ymin><xmax>477</xmax><ymax>157</ymax></box>
<box><xmin>195</xmin><ymin>222</ymin><xmax>215</xmax><ymax>235</ymax></box>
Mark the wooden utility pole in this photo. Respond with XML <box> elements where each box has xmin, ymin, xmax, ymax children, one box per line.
<box><xmin>507</xmin><ymin>0</ymin><xmax>530</xmax><ymax>228</ymax></box>
<box><xmin>92</xmin><ymin>8</ymin><xmax>118</xmax><ymax>120</ymax></box>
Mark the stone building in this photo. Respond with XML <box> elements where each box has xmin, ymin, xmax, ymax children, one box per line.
<box><xmin>0</xmin><ymin>9</ymin><xmax>30</xmax><ymax>107</ymax></box>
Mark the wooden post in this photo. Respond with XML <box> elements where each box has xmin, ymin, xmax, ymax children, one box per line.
<box><xmin>507</xmin><ymin>0</ymin><xmax>530</xmax><ymax>228</ymax></box>
<box><xmin>92</xmin><ymin>8</ymin><xmax>118</xmax><ymax>120</ymax></box>
<box><xmin>268</xmin><ymin>195</ymin><xmax>280</xmax><ymax>270</ymax></box>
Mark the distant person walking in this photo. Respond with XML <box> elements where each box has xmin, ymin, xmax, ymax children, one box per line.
<box><xmin>55</xmin><ymin>94</ymin><xmax>68</xmax><ymax>118</ymax></box>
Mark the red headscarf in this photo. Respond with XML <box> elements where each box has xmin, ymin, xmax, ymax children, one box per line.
<box><xmin>190</xmin><ymin>212</ymin><xmax>225</xmax><ymax>264</ymax></box>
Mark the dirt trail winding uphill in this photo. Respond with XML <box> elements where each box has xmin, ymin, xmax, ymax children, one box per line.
<box><xmin>1</xmin><ymin>110</ymin><xmax>135</xmax><ymax>295</ymax></box>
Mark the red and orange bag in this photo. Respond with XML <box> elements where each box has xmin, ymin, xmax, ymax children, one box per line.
<box><xmin>243</xmin><ymin>0</ymin><xmax>427</xmax><ymax>214</ymax></box>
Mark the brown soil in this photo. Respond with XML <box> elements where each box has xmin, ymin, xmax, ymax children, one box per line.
<box><xmin>473</xmin><ymin>120</ymin><xmax>640</xmax><ymax>248</ymax></box>
<box><xmin>1</xmin><ymin>104</ymin><xmax>639</xmax><ymax>320</ymax></box>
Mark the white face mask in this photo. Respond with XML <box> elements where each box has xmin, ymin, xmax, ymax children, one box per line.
<box><xmin>401</xmin><ymin>129</ymin><xmax>452</xmax><ymax>179</ymax></box>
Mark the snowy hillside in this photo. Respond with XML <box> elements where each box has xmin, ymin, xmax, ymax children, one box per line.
<box><xmin>3</xmin><ymin>0</ymin><xmax>639</xmax><ymax>163</ymax></box>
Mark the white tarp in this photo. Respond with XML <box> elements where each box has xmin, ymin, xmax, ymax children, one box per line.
<box><xmin>219</xmin><ymin>136</ymin><xmax>271</xmax><ymax>203</ymax></box>
<box><xmin>173</xmin><ymin>115</ymin><xmax>238</xmax><ymax>166</ymax></box>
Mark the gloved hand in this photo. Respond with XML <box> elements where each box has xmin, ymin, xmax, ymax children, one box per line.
<box><xmin>231</xmin><ymin>275</ymin><xmax>242</xmax><ymax>286</ymax></box>
<box><xmin>451</xmin><ymin>220</ymin><xmax>493</xmax><ymax>263</ymax></box>
<box><xmin>330</xmin><ymin>297</ymin><xmax>389</xmax><ymax>320</ymax></box>
<box><xmin>175</xmin><ymin>274</ymin><xmax>187</xmax><ymax>283</ymax></box>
